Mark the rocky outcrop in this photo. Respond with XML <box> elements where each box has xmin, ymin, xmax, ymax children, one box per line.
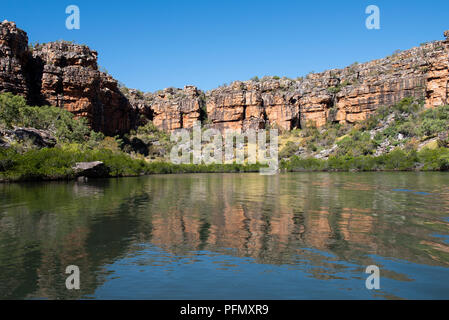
<box><xmin>206</xmin><ymin>79</ymin><xmax>299</xmax><ymax>132</ymax></box>
<box><xmin>1</xmin><ymin>127</ymin><xmax>56</xmax><ymax>148</ymax></box>
<box><xmin>30</xmin><ymin>41</ymin><xmax>135</xmax><ymax>135</ymax></box>
<box><xmin>204</xmin><ymin>35</ymin><xmax>448</xmax><ymax>130</ymax></box>
<box><xmin>127</xmin><ymin>30</ymin><xmax>448</xmax><ymax>133</ymax></box>
<box><xmin>150</xmin><ymin>86</ymin><xmax>205</xmax><ymax>131</ymax></box>
<box><xmin>0</xmin><ymin>21</ymin><xmax>29</xmax><ymax>97</ymax></box>
<box><xmin>332</xmin><ymin>41</ymin><xmax>448</xmax><ymax>124</ymax></box>
<box><xmin>0</xmin><ymin>21</ymin><xmax>135</xmax><ymax>136</ymax></box>
<box><xmin>424</xmin><ymin>41</ymin><xmax>449</xmax><ymax>109</ymax></box>
<box><xmin>126</xmin><ymin>86</ymin><xmax>205</xmax><ymax>131</ymax></box>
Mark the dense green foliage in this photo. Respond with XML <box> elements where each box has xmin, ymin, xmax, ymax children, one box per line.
<box><xmin>3</xmin><ymin>143</ymin><xmax>447</xmax><ymax>182</ymax></box>
<box><xmin>0</xmin><ymin>92</ymin><xmax>97</xmax><ymax>144</ymax></box>
<box><xmin>281</xmin><ymin>147</ymin><xmax>449</xmax><ymax>172</ymax></box>
<box><xmin>0</xmin><ymin>93</ymin><xmax>26</xmax><ymax>128</ymax></box>
<box><xmin>0</xmin><ymin>146</ymin><xmax>265</xmax><ymax>182</ymax></box>
<box><xmin>294</xmin><ymin>97</ymin><xmax>448</xmax><ymax>157</ymax></box>
<box><xmin>279</xmin><ymin>97</ymin><xmax>448</xmax><ymax>172</ymax></box>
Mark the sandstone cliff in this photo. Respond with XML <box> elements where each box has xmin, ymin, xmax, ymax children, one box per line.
<box><xmin>206</xmin><ymin>36</ymin><xmax>448</xmax><ymax>130</ymax></box>
<box><xmin>0</xmin><ymin>20</ymin><xmax>135</xmax><ymax>135</ymax></box>
<box><xmin>1</xmin><ymin>20</ymin><xmax>448</xmax><ymax>135</ymax></box>
<box><xmin>127</xmin><ymin>30</ymin><xmax>449</xmax><ymax>133</ymax></box>
<box><xmin>0</xmin><ymin>21</ymin><xmax>29</xmax><ymax>97</ymax></box>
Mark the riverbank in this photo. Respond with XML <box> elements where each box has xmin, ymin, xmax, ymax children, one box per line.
<box><xmin>0</xmin><ymin>146</ymin><xmax>264</xmax><ymax>182</ymax></box>
<box><xmin>1</xmin><ymin>145</ymin><xmax>448</xmax><ymax>183</ymax></box>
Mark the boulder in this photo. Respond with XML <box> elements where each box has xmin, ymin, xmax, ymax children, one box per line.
<box><xmin>72</xmin><ymin>161</ymin><xmax>109</xmax><ymax>178</ymax></box>
<box><xmin>3</xmin><ymin>127</ymin><xmax>56</xmax><ymax>148</ymax></box>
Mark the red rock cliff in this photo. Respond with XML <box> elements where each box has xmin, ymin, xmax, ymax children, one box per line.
<box><xmin>1</xmin><ymin>21</ymin><xmax>448</xmax><ymax>134</ymax></box>
<box><xmin>0</xmin><ymin>21</ymin><xmax>135</xmax><ymax>136</ymax></box>
<box><xmin>129</xmin><ymin>30</ymin><xmax>449</xmax><ymax>133</ymax></box>
<box><xmin>0</xmin><ymin>21</ymin><xmax>29</xmax><ymax>97</ymax></box>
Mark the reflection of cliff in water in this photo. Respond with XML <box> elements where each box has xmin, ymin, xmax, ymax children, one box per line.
<box><xmin>0</xmin><ymin>173</ymin><xmax>448</xmax><ymax>299</ymax></box>
<box><xmin>0</xmin><ymin>179</ymin><xmax>154</xmax><ymax>299</ymax></box>
<box><xmin>148</xmin><ymin>174</ymin><xmax>449</xmax><ymax>268</ymax></box>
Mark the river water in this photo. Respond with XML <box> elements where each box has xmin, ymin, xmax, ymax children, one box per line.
<box><xmin>0</xmin><ymin>172</ymin><xmax>448</xmax><ymax>299</ymax></box>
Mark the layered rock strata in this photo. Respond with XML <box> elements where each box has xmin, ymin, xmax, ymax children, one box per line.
<box><xmin>0</xmin><ymin>21</ymin><xmax>135</xmax><ymax>135</ymax></box>
<box><xmin>1</xmin><ymin>20</ymin><xmax>448</xmax><ymax>134</ymax></box>
<box><xmin>129</xmin><ymin>30</ymin><xmax>449</xmax><ymax>132</ymax></box>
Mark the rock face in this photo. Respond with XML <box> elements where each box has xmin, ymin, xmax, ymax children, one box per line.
<box><xmin>150</xmin><ymin>86</ymin><xmax>205</xmax><ymax>131</ymax></box>
<box><xmin>126</xmin><ymin>86</ymin><xmax>205</xmax><ymax>131</ymax></box>
<box><xmin>204</xmin><ymin>37</ymin><xmax>449</xmax><ymax>131</ymax></box>
<box><xmin>0</xmin><ymin>21</ymin><xmax>135</xmax><ymax>136</ymax></box>
<box><xmin>30</xmin><ymin>41</ymin><xmax>136</xmax><ymax>135</ymax></box>
<box><xmin>1</xmin><ymin>127</ymin><xmax>57</xmax><ymax>148</ymax></box>
<box><xmin>206</xmin><ymin>79</ymin><xmax>299</xmax><ymax>132</ymax></box>
<box><xmin>127</xmin><ymin>30</ymin><xmax>449</xmax><ymax>133</ymax></box>
<box><xmin>0</xmin><ymin>21</ymin><xmax>29</xmax><ymax>97</ymax></box>
<box><xmin>1</xmin><ymin>21</ymin><xmax>448</xmax><ymax>135</ymax></box>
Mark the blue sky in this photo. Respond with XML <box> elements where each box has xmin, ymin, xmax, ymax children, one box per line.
<box><xmin>2</xmin><ymin>0</ymin><xmax>449</xmax><ymax>92</ymax></box>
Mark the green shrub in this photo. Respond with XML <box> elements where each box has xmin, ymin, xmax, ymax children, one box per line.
<box><xmin>395</xmin><ymin>97</ymin><xmax>419</xmax><ymax>113</ymax></box>
<box><xmin>327</xmin><ymin>86</ymin><xmax>341</xmax><ymax>94</ymax></box>
<box><xmin>418</xmin><ymin>147</ymin><xmax>449</xmax><ymax>170</ymax></box>
<box><xmin>419</xmin><ymin>118</ymin><xmax>447</xmax><ymax>137</ymax></box>
<box><xmin>0</xmin><ymin>93</ymin><xmax>26</xmax><ymax>128</ymax></box>
<box><xmin>336</xmin><ymin>131</ymin><xmax>376</xmax><ymax>157</ymax></box>
<box><xmin>279</xmin><ymin>141</ymin><xmax>298</xmax><ymax>159</ymax></box>
<box><xmin>382</xmin><ymin>149</ymin><xmax>417</xmax><ymax>170</ymax></box>
<box><xmin>19</xmin><ymin>105</ymin><xmax>91</xmax><ymax>143</ymax></box>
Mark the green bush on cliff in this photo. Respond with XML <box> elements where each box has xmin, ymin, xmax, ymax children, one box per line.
<box><xmin>418</xmin><ymin>106</ymin><xmax>449</xmax><ymax>137</ymax></box>
<box><xmin>279</xmin><ymin>141</ymin><xmax>299</xmax><ymax>159</ymax></box>
<box><xmin>280</xmin><ymin>147</ymin><xmax>448</xmax><ymax>172</ymax></box>
<box><xmin>0</xmin><ymin>93</ymin><xmax>94</xmax><ymax>144</ymax></box>
<box><xmin>336</xmin><ymin>131</ymin><xmax>377</xmax><ymax>157</ymax></box>
<box><xmin>0</xmin><ymin>93</ymin><xmax>27</xmax><ymax>128</ymax></box>
<box><xmin>419</xmin><ymin>118</ymin><xmax>447</xmax><ymax>137</ymax></box>
<box><xmin>300</xmin><ymin>122</ymin><xmax>346</xmax><ymax>153</ymax></box>
<box><xmin>20</xmin><ymin>105</ymin><xmax>91</xmax><ymax>143</ymax></box>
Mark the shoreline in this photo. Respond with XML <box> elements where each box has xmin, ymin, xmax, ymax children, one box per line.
<box><xmin>1</xmin><ymin>162</ymin><xmax>447</xmax><ymax>184</ymax></box>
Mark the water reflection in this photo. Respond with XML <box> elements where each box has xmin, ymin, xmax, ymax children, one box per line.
<box><xmin>0</xmin><ymin>173</ymin><xmax>448</xmax><ymax>299</ymax></box>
